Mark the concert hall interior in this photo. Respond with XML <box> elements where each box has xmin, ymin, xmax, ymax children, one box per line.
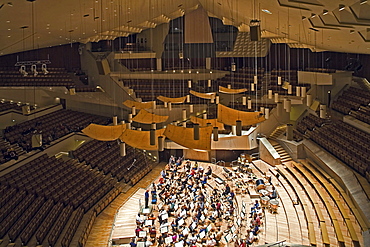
<box><xmin>1</xmin><ymin>0</ymin><xmax>370</xmax><ymax>247</ymax></box>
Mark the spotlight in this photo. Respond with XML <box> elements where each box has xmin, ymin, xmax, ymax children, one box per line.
<box><xmin>339</xmin><ymin>4</ymin><xmax>345</xmax><ymax>11</ymax></box>
<box><xmin>42</xmin><ymin>64</ymin><xmax>49</xmax><ymax>74</ymax></box>
<box><xmin>323</xmin><ymin>9</ymin><xmax>328</xmax><ymax>15</ymax></box>
<box><xmin>31</xmin><ymin>64</ymin><xmax>38</xmax><ymax>76</ymax></box>
<box><xmin>19</xmin><ymin>65</ymin><xmax>28</xmax><ymax>76</ymax></box>
<box><xmin>311</xmin><ymin>13</ymin><xmax>316</xmax><ymax>18</ymax></box>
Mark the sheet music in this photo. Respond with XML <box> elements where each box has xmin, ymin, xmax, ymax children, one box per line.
<box><xmin>139</xmin><ymin>231</ymin><xmax>147</xmax><ymax>238</ymax></box>
<box><xmin>165</xmin><ymin>236</ymin><xmax>173</xmax><ymax>244</ymax></box>
<box><xmin>178</xmin><ymin>218</ymin><xmax>185</xmax><ymax>226</ymax></box>
<box><xmin>161</xmin><ymin>213</ymin><xmax>168</xmax><ymax>220</ymax></box>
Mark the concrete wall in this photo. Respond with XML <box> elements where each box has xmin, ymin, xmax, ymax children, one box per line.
<box><xmin>0</xmin><ymin>104</ymin><xmax>62</xmax><ymax>130</ymax></box>
<box><xmin>0</xmin><ymin>88</ymin><xmax>57</xmax><ymax>108</ymax></box>
<box><xmin>137</xmin><ymin>23</ymin><xmax>169</xmax><ymax>58</ymax></box>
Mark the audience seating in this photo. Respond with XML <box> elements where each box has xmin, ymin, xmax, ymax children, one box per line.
<box><xmin>123</xmin><ymin>79</ymin><xmax>212</xmax><ymax>104</ymax></box>
<box><xmin>296</xmin><ymin>114</ymin><xmax>328</xmax><ymax>135</ymax></box>
<box><xmin>72</xmin><ymin>140</ymin><xmax>152</xmax><ymax>185</ymax></box>
<box><xmin>0</xmin><ymin>153</ymin><xmax>122</xmax><ymax>246</ymax></box>
<box><xmin>77</xmin><ymin>211</ymin><xmax>96</xmax><ymax>247</ymax></box>
<box><xmin>332</xmin><ymin>87</ymin><xmax>370</xmax><ymax>115</ymax></box>
<box><xmin>0</xmin><ymin>67</ymin><xmax>75</xmax><ymax>87</ymax></box>
<box><xmin>305</xmin><ymin>68</ymin><xmax>337</xmax><ymax>73</ymax></box>
<box><xmin>231</xmin><ymin>102</ymin><xmax>276</xmax><ymax>113</ymax></box>
<box><xmin>349</xmin><ymin>105</ymin><xmax>370</xmax><ymax>125</ymax></box>
<box><xmin>298</xmin><ymin>116</ymin><xmax>370</xmax><ymax>182</ymax></box>
<box><xmin>75</xmin><ymin>86</ymin><xmax>99</xmax><ymax>93</ymax></box>
<box><xmin>3</xmin><ymin>109</ymin><xmax>110</xmax><ymax>154</ymax></box>
<box><xmin>0</xmin><ymin>100</ymin><xmax>26</xmax><ymax>112</ymax></box>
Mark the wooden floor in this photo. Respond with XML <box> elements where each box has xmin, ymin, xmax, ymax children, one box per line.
<box><xmin>85</xmin><ymin>162</ymin><xmax>166</xmax><ymax>247</ymax></box>
<box><xmin>85</xmin><ymin>158</ymin><xmax>365</xmax><ymax>247</ymax></box>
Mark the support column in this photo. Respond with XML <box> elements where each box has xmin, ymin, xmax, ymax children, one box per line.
<box><xmin>156</xmin><ymin>58</ymin><xmax>162</xmax><ymax>71</ymax></box>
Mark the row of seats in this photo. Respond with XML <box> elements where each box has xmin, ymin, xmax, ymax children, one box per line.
<box><xmin>0</xmin><ymin>152</ymin><xmax>121</xmax><ymax>246</ymax></box>
<box><xmin>0</xmin><ymin>67</ymin><xmax>67</xmax><ymax>72</ymax></box>
<box><xmin>305</xmin><ymin>68</ymin><xmax>337</xmax><ymax>73</ymax></box>
<box><xmin>72</xmin><ymin>140</ymin><xmax>152</xmax><ymax>184</ymax></box>
<box><xmin>306</xmin><ymin>120</ymin><xmax>370</xmax><ymax>182</ymax></box>
<box><xmin>0</xmin><ymin>101</ymin><xmax>25</xmax><ymax>112</ymax></box>
<box><xmin>296</xmin><ymin>114</ymin><xmax>327</xmax><ymax>135</ymax></box>
<box><xmin>75</xmin><ymin>86</ymin><xmax>99</xmax><ymax>93</ymax></box>
<box><xmin>349</xmin><ymin>105</ymin><xmax>370</xmax><ymax>125</ymax></box>
<box><xmin>0</xmin><ymin>81</ymin><xmax>75</xmax><ymax>87</ymax></box>
<box><xmin>0</xmin><ymin>67</ymin><xmax>76</xmax><ymax>88</ymax></box>
<box><xmin>332</xmin><ymin>87</ymin><xmax>370</xmax><ymax>115</ymax></box>
<box><xmin>231</xmin><ymin>102</ymin><xmax>275</xmax><ymax>113</ymax></box>
<box><xmin>2</xmin><ymin>109</ymin><xmax>109</xmax><ymax>155</ymax></box>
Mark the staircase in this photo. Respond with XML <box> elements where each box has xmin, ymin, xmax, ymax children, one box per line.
<box><xmin>269</xmin><ymin>125</ymin><xmax>286</xmax><ymax>139</ymax></box>
<box><xmin>353</xmin><ymin>77</ymin><xmax>370</xmax><ymax>91</ymax></box>
<box><xmin>272</xmin><ymin>142</ymin><xmax>293</xmax><ymax>163</ymax></box>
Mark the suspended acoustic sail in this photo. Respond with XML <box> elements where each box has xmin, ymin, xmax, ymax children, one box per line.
<box><xmin>164</xmin><ymin>124</ymin><xmax>213</xmax><ymax>150</ymax></box>
<box><xmin>119</xmin><ymin>128</ymin><xmax>166</xmax><ymax>151</ymax></box>
<box><xmin>189</xmin><ymin>116</ymin><xmax>225</xmax><ymax>130</ymax></box>
<box><xmin>217</xmin><ymin>104</ymin><xmax>265</xmax><ymax>126</ymax></box>
<box><xmin>123</xmin><ymin>100</ymin><xmax>155</xmax><ymax>109</ymax></box>
<box><xmin>219</xmin><ymin>86</ymin><xmax>247</xmax><ymax>94</ymax></box>
<box><xmin>157</xmin><ymin>95</ymin><xmax>187</xmax><ymax>104</ymax></box>
<box><xmin>189</xmin><ymin>90</ymin><xmax>216</xmax><ymax>100</ymax></box>
<box><xmin>82</xmin><ymin>123</ymin><xmax>126</xmax><ymax>141</ymax></box>
<box><xmin>132</xmin><ymin>109</ymin><xmax>169</xmax><ymax>124</ymax></box>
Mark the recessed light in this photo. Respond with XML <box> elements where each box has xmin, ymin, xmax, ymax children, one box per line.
<box><xmin>339</xmin><ymin>4</ymin><xmax>345</xmax><ymax>11</ymax></box>
<box><xmin>360</xmin><ymin>0</ymin><xmax>367</xmax><ymax>5</ymax></box>
<box><xmin>7</xmin><ymin>35</ymin><xmax>11</xmax><ymax>38</ymax></box>
<box><xmin>311</xmin><ymin>13</ymin><xmax>316</xmax><ymax>18</ymax></box>
<box><xmin>323</xmin><ymin>10</ymin><xmax>328</xmax><ymax>15</ymax></box>
<box><xmin>262</xmin><ymin>9</ymin><xmax>272</xmax><ymax>14</ymax></box>
<box><xmin>7</xmin><ymin>28</ymin><xmax>11</xmax><ymax>31</ymax></box>
<box><xmin>6</xmin><ymin>20</ymin><xmax>10</xmax><ymax>23</ymax></box>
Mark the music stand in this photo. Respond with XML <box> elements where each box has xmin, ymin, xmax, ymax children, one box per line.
<box><xmin>139</xmin><ymin>231</ymin><xmax>147</xmax><ymax>238</ymax></box>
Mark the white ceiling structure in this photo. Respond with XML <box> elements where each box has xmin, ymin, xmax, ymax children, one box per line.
<box><xmin>1</xmin><ymin>0</ymin><xmax>370</xmax><ymax>57</ymax></box>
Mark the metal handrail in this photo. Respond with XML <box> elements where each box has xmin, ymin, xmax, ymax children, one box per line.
<box><xmin>267</xmin><ymin>240</ymin><xmax>286</xmax><ymax>246</ymax></box>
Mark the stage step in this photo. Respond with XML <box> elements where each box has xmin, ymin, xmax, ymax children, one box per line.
<box><xmin>271</xmin><ymin>143</ymin><xmax>293</xmax><ymax>164</ymax></box>
<box><xmin>269</xmin><ymin>125</ymin><xmax>287</xmax><ymax>139</ymax></box>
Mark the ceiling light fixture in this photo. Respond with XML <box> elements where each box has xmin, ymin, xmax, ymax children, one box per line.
<box><xmin>311</xmin><ymin>13</ymin><xmax>316</xmax><ymax>18</ymax></box>
<box><xmin>339</xmin><ymin>4</ymin><xmax>345</xmax><ymax>11</ymax></box>
<box><xmin>262</xmin><ymin>9</ymin><xmax>272</xmax><ymax>14</ymax></box>
<box><xmin>323</xmin><ymin>9</ymin><xmax>328</xmax><ymax>15</ymax></box>
<box><xmin>360</xmin><ymin>0</ymin><xmax>367</xmax><ymax>5</ymax></box>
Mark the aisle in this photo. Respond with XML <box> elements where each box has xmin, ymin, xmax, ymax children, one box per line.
<box><xmin>111</xmin><ymin>188</ymin><xmax>146</xmax><ymax>243</ymax></box>
<box><xmin>85</xmin><ymin>162</ymin><xmax>166</xmax><ymax>247</ymax></box>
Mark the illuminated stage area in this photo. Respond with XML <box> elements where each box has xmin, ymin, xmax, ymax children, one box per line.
<box><xmin>109</xmin><ymin>156</ymin><xmax>364</xmax><ymax>247</ymax></box>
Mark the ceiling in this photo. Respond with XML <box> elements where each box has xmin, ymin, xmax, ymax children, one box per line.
<box><xmin>1</xmin><ymin>0</ymin><xmax>370</xmax><ymax>57</ymax></box>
